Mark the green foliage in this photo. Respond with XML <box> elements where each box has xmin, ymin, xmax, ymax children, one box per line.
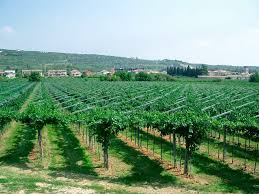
<box><xmin>28</xmin><ymin>72</ymin><xmax>41</xmax><ymax>82</ymax></box>
<box><xmin>1</xmin><ymin>48</ymin><xmax>259</xmax><ymax>73</ymax></box>
<box><xmin>100</xmin><ymin>72</ymin><xmax>175</xmax><ymax>81</ymax></box>
<box><xmin>85</xmin><ymin>109</ymin><xmax>128</xmax><ymax>168</ymax></box>
<box><xmin>200</xmin><ymin>64</ymin><xmax>209</xmax><ymax>75</ymax></box>
<box><xmin>100</xmin><ymin>74</ymin><xmax>121</xmax><ymax>81</ymax></box>
<box><xmin>19</xmin><ymin>103</ymin><xmax>67</xmax><ymax>129</ymax></box>
<box><xmin>87</xmin><ymin>109</ymin><xmax>127</xmax><ymax>146</ymax></box>
<box><xmin>167</xmin><ymin>65</ymin><xmax>208</xmax><ymax>77</ymax></box>
<box><xmin>152</xmin><ymin>73</ymin><xmax>176</xmax><ymax>81</ymax></box>
<box><xmin>0</xmin><ymin>109</ymin><xmax>14</xmax><ymax>129</ymax></box>
<box><xmin>115</xmin><ymin>71</ymin><xmax>133</xmax><ymax>81</ymax></box>
<box><xmin>249</xmin><ymin>72</ymin><xmax>259</xmax><ymax>83</ymax></box>
<box><xmin>135</xmin><ymin>72</ymin><xmax>152</xmax><ymax>81</ymax></box>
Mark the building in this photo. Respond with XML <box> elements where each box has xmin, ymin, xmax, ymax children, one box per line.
<box><xmin>47</xmin><ymin>70</ymin><xmax>67</xmax><ymax>77</ymax></box>
<box><xmin>22</xmin><ymin>69</ymin><xmax>43</xmax><ymax>77</ymax></box>
<box><xmin>111</xmin><ymin>67</ymin><xmax>115</xmax><ymax>75</ymax></box>
<box><xmin>83</xmin><ymin>70</ymin><xmax>93</xmax><ymax>77</ymax></box>
<box><xmin>97</xmin><ymin>70</ymin><xmax>111</xmax><ymax>75</ymax></box>
<box><xmin>4</xmin><ymin>70</ymin><xmax>16</xmax><ymax>78</ymax></box>
<box><xmin>115</xmin><ymin>67</ymin><xmax>145</xmax><ymax>73</ymax></box>
<box><xmin>244</xmin><ymin>66</ymin><xmax>249</xmax><ymax>74</ymax></box>
<box><xmin>198</xmin><ymin>69</ymin><xmax>251</xmax><ymax>80</ymax></box>
<box><xmin>146</xmin><ymin>70</ymin><xmax>161</xmax><ymax>74</ymax></box>
<box><xmin>70</xmin><ymin>69</ymin><xmax>82</xmax><ymax>77</ymax></box>
<box><xmin>208</xmin><ymin>70</ymin><xmax>232</xmax><ymax>77</ymax></box>
<box><xmin>0</xmin><ymin>70</ymin><xmax>4</xmax><ymax>76</ymax></box>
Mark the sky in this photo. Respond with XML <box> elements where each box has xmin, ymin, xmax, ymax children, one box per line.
<box><xmin>1</xmin><ymin>0</ymin><xmax>259</xmax><ymax>66</ymax></box>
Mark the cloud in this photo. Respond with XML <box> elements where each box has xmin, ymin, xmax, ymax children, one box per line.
<box><xmin>1</xmin><ymin>26</ymin><xmax>15</xmax><ymax>33</ymax></box>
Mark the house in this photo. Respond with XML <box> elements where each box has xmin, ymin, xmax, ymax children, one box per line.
<box><xmin>244</xmin><ymin>66</ymin><xmax>249</xmax><ymax>74</ymax></box>
<box><xmin>131</xmin><ymin>69</ymin><xmax>145</xmax><ymax>73</ymax></box>
<box><xmin>111</xmin><ymin>67</ymin><xmax>115</xmax><ymax>75</ymax></box>
<box><xmin>115</xmin><ymin>67</ymin><xmax>144</xmax><ymax>73</ymax></box>
<box><xmin>47</xmin><ymin>70</ymin><xmax>67</xmax><ymax>77</ymax></box>
<box><xmin>98</xmin><ymin>70</ymin><xmax>110</xmax><ymax>75</ymax></box>
<box><xmin>83</xmin><ymin>70</ymin><xmax>93</xmax><ymax>77</ymax></box>
<box><xmin>22</xmin><ymin>69</ymin><xmax>43</xmax><ymax>77</ymax></box>
<box><xmin>0</xmin><ymin>70</ymin><xmax>4</xmax><ymax>76</ymax></box>
<box><xmin>198</xmin><ymin>68</ymin><xmax>251</xmax><ymax>80</ymax></box>
<box><xmin>70</xmin><ymin>69</ymin><xmax>82</xmax><ymax>77</ymax></box>
<box><xmin>146</xmin><ymin>70</ymin><xmax>161</xmax><ymax>74</ymax></box>
<box><xmin>208</xmin><ymin>70</ymin><xmax>232</xmax><ymax>77</ymax></box>
<box><xmin>4</xmin><ymin>70</ymin><xmax>16</xmax><ymax>78</ymax></box>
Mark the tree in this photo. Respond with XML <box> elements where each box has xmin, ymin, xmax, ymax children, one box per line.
<box><xmin>200</xmin><ymin>65</ymin><xmax>208</xmax><ymax>75</ymax></box>
<box><xmin>249</xmin><ymin>73</ymin><xmax>259</xmax><ymax>83</ymax></box>
<box><xmin>135</xmin><ymin>72</ymin><xmax>152</xmax><ymax>81</ymax></box>
<box><xmin>167</xmin><ymin>65</ymin><xmax>206</xmax><ymax>77</ymax></box>
<box><xmin>19</xmin><ymin>103</ymin><xmax>66</xmax><ymax>157</ymax></box>
<box><xmin>0</xmin><ymin>110</ymin><xmax>13</xmax><ymax>133</ymax></box>
<box><xmin>220</xmin><ymin>120</ymin><xmax>235</xmax><ymax>162</ymax></box>
<box><xmin>175</xmin><ymin>111</ymin><xmax>209</xmax><ymax>175</ymax></box>
<box><xmin>28</xmin><ymin>72</ymin><xmax>41</xmax><ymax>82</ymax></box>
<box><xmin>237</xmin><ymin>118</ymin><xmax>259</xmax><ymax>171</ymax></box>
<box><xmin>152</xmin><ymin>112</ymin><xmax>179</xmax><ymax>165</ymax></box>
<box><xmin>115</xmin><ymin>71</ymin><xmax>133</xmax><ymax>81</ymax></box>
<box><xmin>87</xmin><ymin>109</ymin><xmax>127</xmax><ymax>169</ymax></box>
<box><xmin>128</xmin><ymin>113</ymin><xmax>145</xmax><ymax>147</ymax></box>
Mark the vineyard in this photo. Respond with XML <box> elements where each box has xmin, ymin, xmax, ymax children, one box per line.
<box><xmin>0</xmin><ymin>78</ymin><xmax>258</xmax><ymax>193</ymax></box>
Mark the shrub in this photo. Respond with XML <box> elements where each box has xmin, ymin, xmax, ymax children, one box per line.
<box><xmin>28</xmin><ymin>72</ymin><xmax>41</xmax><ymax>82</ymax></box>
<box><xmin>249</xmin><ymin>73</ymin><xmax>259</xmax><ymax>83</ymax></box>
<box><xmin>135</xmin><ymin>72</ymin><xmax>152</xmax><ymax>81</ymax></box>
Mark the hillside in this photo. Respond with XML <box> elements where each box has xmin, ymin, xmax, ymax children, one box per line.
<box><xmin>0</xmin><ymin>49</ymin><xmax>258</xmax><ymax>72</ymax></box>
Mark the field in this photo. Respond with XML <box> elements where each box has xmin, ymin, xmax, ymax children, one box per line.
<box><xmin>0</xmin><ymin>78</ymin><xmax>258</xmax><ymax>193</ymax></box>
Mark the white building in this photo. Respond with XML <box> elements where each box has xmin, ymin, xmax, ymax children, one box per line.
<box><xmin>244</xmin><ymin>66</ymin><xmax>249</xmax><ymax>74</ymax></box>
<box><xmin>4</xmin><ymin>70</ymin><xmax>16</xmax><ymax>78</ymax></box>
<box><xmin>70</xmin><ymin>69</ymin><xmax>82</xmax><ymax>77</ymax></box>
<box><xmin>199</xmin><ymin>69</ymin><xmax>251</xmax><ymax>80</ymax></box>
<box><xmin>22</xmin><ymin>69</ymin><xmax>43</xmax><ymax>77</ymax></box>
<box><xmin>0</xmin><ymin>70</ymin><xmax>4</xmax><ymax>76</ymax></box>
<box><xmin>208</xmin><ymin>70</ymin><xmax>232</xmax><ymax>77</ymax></box>
<box><xmin>47</xmin><ymin>70</ymin><xmax>67</xmax><ymax>77</ymax></box>
<box><xmin>97</xmin><ymin>70</ymin><xmax>111</xmax><ymax>75</ymax></box>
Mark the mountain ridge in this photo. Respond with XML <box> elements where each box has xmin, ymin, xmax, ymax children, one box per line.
<box><xmin>0</xmin><ymin>48</ymin><xmax>258</xmax><ymax>72</ymax></box>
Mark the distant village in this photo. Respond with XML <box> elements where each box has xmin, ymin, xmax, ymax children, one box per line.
<box><xmin>0</xmin><ymin>66</ymin><xmax>252</xmax><ymax>80</ymax></box>
<box><xmin>0</xmin><ymin>68</ymin><xmax>165</xmax><ymax>79</ymax></box>
<box><xmin>198</xmin><ymin>66</ymin><xmax>251</xmax><ymax>80</ymax></box>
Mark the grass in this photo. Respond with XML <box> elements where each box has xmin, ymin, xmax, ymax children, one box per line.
<box><xmin>0</xmin><ymin>124</ymin><xmax>36</xmax><ymax>166</ymax></box>
<box><xmin>0</xmin><ymin>165</ymin><xmax>136</xmax><ymax>193</ymax></box>
<box><xmin>200</xmin><ymin>136</ymin><xmax>258</xmax><ymax>172</ymax></box>
<box><xmin>109</xmin><ymin>137</ymin><xmax>179</xmax><ymax>186</ymax></box>
<box><xmin>47</xmin><ymin>124</ymin><xmax>97</xmax><ymax>176</ymax></box>
<box><xmin>71</xmin><ymin>125</ymin><xmax>180</xmax><ymax>186</ymax></box>
<box><xmin>121</xmin><ymin>127</ymin><xmax>259</xmax><ymax>193</ymax></box>
<box><xmin>0</xmin><ymin>122</ymin><xmax>257</xmax><ymax>193</ymax></box>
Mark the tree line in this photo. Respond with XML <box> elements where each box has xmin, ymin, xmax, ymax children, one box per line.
<box><xmin>167</xmin><ymin>65</ymin><xmax>208</xmax><ymax>77</ymax></box>
<box><xmin>100</xmin><ymin>71</ymin><xmax>175</xmax><ymax>81</ymax></box>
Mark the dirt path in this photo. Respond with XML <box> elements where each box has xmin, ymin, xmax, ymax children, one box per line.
<box><xmin>0</xmin><ymin>165</ymin><xmax>194</xmax><ymax>194</ymax></box>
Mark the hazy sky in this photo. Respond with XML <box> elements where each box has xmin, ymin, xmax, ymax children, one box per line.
<box><xmin>1</xmin><ymin>0</ymin><xmax>259</xmax><ymax>66</ymax></box>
